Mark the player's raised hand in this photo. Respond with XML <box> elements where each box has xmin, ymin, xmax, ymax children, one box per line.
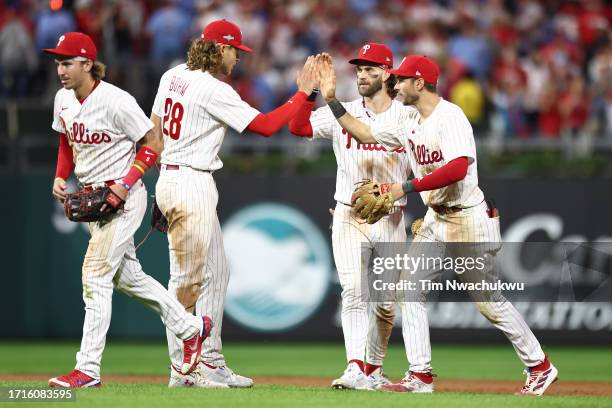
<box><xmin>296</xmin><ymin>55</ymin><xmax>318</xmax><ymax>94</ymax></box>
<box><xmin>319</xmin><ymin>54</ymin><xmax>337</xmax><ymax>103</ymax></box>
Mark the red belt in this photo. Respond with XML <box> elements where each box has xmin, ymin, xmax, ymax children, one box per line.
<box><xmin>162</xmin><ymin>164</ymin><xmax>180</xmax><ymax>170</ymax></box>
<box><xmin>82</xmin><ymin>180</ymin><xmax>115</xmax><ymax>191</ymax></box>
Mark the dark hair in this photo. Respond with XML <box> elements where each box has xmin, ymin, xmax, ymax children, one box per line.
<box><xmin>424</xmin><ymin>82</ymin><xmax>437</xmax><ymax>93</ymax></box>
<box><xmin>186</xmin><ymin>39</ymin><xmax>222</xmax><ymax>72</ymax></box>
<box><xmin>91</xmin><ymin>61</ymin><xmax>106</xmax><ymax>81</ymax></box>
<box><xmin>385</xmin><ymin>74</ymin><xmax>398</xmax><ymax>98</ymax></box>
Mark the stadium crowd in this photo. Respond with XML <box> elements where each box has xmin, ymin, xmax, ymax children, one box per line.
<box><xmin>0</xmin><ymin>0</ymin><xmax>611</xmax><ymax>138</ymax></box>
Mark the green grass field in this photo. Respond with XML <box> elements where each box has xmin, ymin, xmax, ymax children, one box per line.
<box><xmin>0</xmin><ymin>342</ymin><xmax>611</xmax><ymax>408</ymax></box>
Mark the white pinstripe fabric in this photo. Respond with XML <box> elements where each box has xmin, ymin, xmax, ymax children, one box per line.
<box><xmin>310</xmin><ymin>98</ymin><xmax>412</xmax><ymax>367</ymax></box>
<box><xmin>151</xmin><ymin>64</ymin><xmax>259</xmax><ymax>172</ymax></box>
<box><xmin>151</xmin><ymin>64</ymin><xmax>263</xmax><ymax>370</ymax></box>
<box><xmin>372</xmin><ymin>98</ymin><xmax>484</xmax><ymax>208</ymax></box>
<box><xmin>51</xmin><ymin>82</ymin><xmax>153</xmax><ymax>185</ymax></box>
<box><xmin>332</xmin><ymin>203</ymin><xmax>406</xmax><ymax>366</ymax></box>
<box><xmin>76</xmin><ymin>181</ymin><xmax>202</xmax><ymax>379</ymax></box>
<box><xmin>369</xmin><ymin>98</ymin><xmax>547</xmax><ymax>372</ymax></box>
<box><xmin>400</xmin><ymin>203</ymin><xmax>545</xmax><ymax>371</ymax></box>
<box><xmin>156</xmin><ymin>167</ymin><xmax>229</xmax><ymax>368</ymax></box>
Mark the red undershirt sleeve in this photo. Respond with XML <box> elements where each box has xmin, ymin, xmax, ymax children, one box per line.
<box><xmin>288</xmin><ymin>100</ymin><xmax>315</xmax><ymax>137</ymax></box>
<box><xmin>55</xmin><ymin>133</ymin><xmax>74</xmax><ymax>180</ymax></box>
<box><xmin>412</xmin><ymin>156</ymin><xmax>469</xmax><ymax>192</ymax></box>
<box><xmin>246</xmin><ymin>91</ymin><xmax>308</xmax><ymax>137</ymax></box>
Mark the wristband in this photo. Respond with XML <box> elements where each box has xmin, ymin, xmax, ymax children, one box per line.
<box><xmin>307</xmin><ymin>88</ymin><xmax>319</xmax><ymax>101</ymax></box>
<box><xmin>117</xmin><ymin>180</ymin><xmax>131</xmax><ymax>191</ymax></box>
<box><xmin>135</xmin><ymin>146</ymin><xmax>158</xmax><ymax>168</ymax></box>
<box><xmin>402</xmin><ymin>180</ymin><xmax>415</xmax><ymax>194</ymax></box>
<box><xmin>328</xmin><ymin>98</ymin><xmax>347</xmax><ymax>119</ymax></box>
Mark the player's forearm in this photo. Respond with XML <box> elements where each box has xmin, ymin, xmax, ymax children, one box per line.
<box><xmin>120</xmin><ymin>129</ymin><xmax>160</xmax><ymax>190</ymax></box>
<box><xmin>55</xmin><ymin>133</ymin><xmax>74</xmax><ymax>180</ymax></box>
<box><xmin>402</xmin><ymin>157</ymin><xmax>469</xmax><ymax>194</ymax></box>
<box><xmin>327</xmin><ymin>99</ymin><xmax>377</xmax><ymax>144</ymax></box>
<box><xmin>247</xmin><ymin>91</ymin><xmax>308</xmax><ymax>137</ymax></box>
<box><xmin>288</xmin><ymin>100</ymin><xmax>315</xmax><ymax>137</ymax></box>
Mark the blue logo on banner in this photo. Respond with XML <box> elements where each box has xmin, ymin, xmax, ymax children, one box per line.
<box><xmin>223</xmin><ymin>203</ymin><xmax>331</xmax><ymax>332</ymax></box>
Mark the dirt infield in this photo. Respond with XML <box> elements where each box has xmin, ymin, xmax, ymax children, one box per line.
<box><xmin>2</xmin><ymin>374</ymin><xmax>611</xmax><ymax>396</ymax></box>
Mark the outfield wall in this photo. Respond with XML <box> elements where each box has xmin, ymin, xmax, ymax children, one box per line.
<box><xmin>1</xmin><ymin>174</ymin><xmax>611</xmax><ymax>344</ymax></box>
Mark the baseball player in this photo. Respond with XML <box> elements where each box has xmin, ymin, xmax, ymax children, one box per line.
<box><xmin>318</xmin><ymin>55</ymin><xmax>558</xmax><ymax>395</ymax></box>
<box><xmin>151</xmin><ymin>20</ymin><xmax>319</xmax><ymax>388</ymax></box>
<box><xmin>288</xmin><ymin>45</ymin><xmax>413</xmax><ymax>390</ymax></box>
<box><xmin>46</xmin><ymin>32</ymin><xmax>212</xmax><ymax>388</ymax></box>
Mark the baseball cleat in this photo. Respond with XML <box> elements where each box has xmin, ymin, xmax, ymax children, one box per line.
<box><xmin>169</xmin><ymin>365</ymin><xmax>229</xmax><ymax>388</ymax></box>
<box><xmin>379</xmin><ymin>371</ymin><xmax>434</xmax><ymax>393</ymax></box>
<box><xmin>197</xmin><ymin>363</ymin><xmax>254</xmax><ymax>388</ymax></box>
<box><xmin>48</xmin><ymin>369</ymin><xmax>101</xmax><ymax>388</ymax></box>
<box><xmin>518</xmin><ymin>355</ymin><xmax>558</xmax><ymax>396</ymax></box>
<box><xmin>366</xmin><ymin>367</ymin><xmax>392</xmax><ymax>390</ymax></box>
<box><xmin>331</xmin><ymin>362</ymin><xmax>370</xmax><ymax>390</ymax></box>
<box><xmin>181</xmin><ymin>316</ymin><xmax>212</xmax><ymax>375</ymax></box>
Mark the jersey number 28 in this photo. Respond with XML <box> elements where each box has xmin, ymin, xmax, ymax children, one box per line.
<box><xmin>162</xmin><ymin>98</ymin><xmax>184</xmax><ymax>140</ymax></box>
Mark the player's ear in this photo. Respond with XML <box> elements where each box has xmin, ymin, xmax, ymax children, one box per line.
<box><xmin>82</xmin><ymin>59</ymin><xmax>93</xmax><ymax>73</ymax></box>
<box><xmin>382</xmin><ymin>70</ymin><xmax>390</xmax><ymax>82</ymax></box>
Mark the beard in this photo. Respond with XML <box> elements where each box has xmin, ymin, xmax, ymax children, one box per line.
<box><xmin>401</xmin><ymin>93</ymin><xmax>419</xmax><ymax>105</ymax></box>
<box><xmin>357</xmin><ymin>79</ymin><xmax>383</xmax><ymax>97</ymax></box>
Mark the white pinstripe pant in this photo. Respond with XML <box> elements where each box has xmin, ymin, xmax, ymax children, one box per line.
<box><xmin>332</xmin><ymin>203</ymin><xmax>406</xmax><ymax>366</ymax></box>
<box><xmin>399</xmin><ymin>201</ymin><xmax>546</xmax><ymax>373</ymax></box>
<box><xmin>77</xmin><ymin>181</ymin><xmax>203</xmax><ymax>379</ymax></box>
<box><xmin>156</xmin><ymin>167</ymin><xmax>229</xmax><ymax>369</ymax></box>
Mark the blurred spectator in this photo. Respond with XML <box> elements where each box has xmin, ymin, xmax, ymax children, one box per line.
<box><xmin>559</xmin><ymin>74</ymin><xmax>590</xmax><ymax>136</ymax></box>
<box><xmin>35</xmin><ymin>4</ymin><xmax>75</xmax><ymax>50</ymax></box>
<box><xmin>0</xmin><ymin>7</ymin><xmax>37</xmax><ymax>97</ymax></box>
<box><xmin>448</xmin><ymin>18</ymin><xmax>492</xmax><ymax>81</ymax></box>
<box><xmin>146</xmin><ymin>0</ymin><xmax>191</xmax><ymax>62</ymax></box>
<box><xmin>449</xmin><ymin>71</ymin><xmax>484</xmax><ymax>130</ymax></box>
<box><xmin>539</xmin><ymin>87</ymin><xmax>562</xmax><ymax>138</ymax></box>
<box><xmin>488</xmin><ymin>46</ymin><xmax>528</xmax><ymax>137</ymax></box>
<box><xmin>521</xmin><ymin>49</ymin><xmax>551</xmax><ymax>134</ymax></box>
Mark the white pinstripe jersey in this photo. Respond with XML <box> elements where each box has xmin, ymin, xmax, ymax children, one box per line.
<box><xmin>310</xmin><ymin>99</ymin><xmax>414</xmax><ymax>205</ymax></box>
<box><xmin>51</xmin><ymin>81</ymin><xmax>154</xmax><ymax>185</ymax></box>
<box><xmin>372</xmin><ymin>98</ymin><xmax>485</xmax><ymax>208</ymax></box>
<box><xmin>152</xmin><ymin>64</ymin><xmax>260</xmax><ymax>171</ymax></box>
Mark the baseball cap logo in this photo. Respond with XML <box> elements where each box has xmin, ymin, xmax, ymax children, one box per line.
<box><xmin>57</xmin><ymin>35</ymin><xmax>65</xmax><ymax>47</ymax></box>
<box><xmin>416</xmin><ymin>70</ymin><xmax>421</xmax><ymax>76</ymax></box>
<box><xmin>223</xmin><ymin>34</ymin><xmax>235</xmax><ymax>41</ymax></box>
<box><xmin>362</xmin><ymin>44</ymin><xmax>371</xmax><ymax>55</ymax></box>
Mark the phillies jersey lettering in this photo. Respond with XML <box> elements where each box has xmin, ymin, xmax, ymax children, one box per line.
<box><xmin>65</xmin><ymin>121</ymin><xmax>112</xmax><ymax>145</ymax></box>
<box><xmin>52</xmin><ymin>81</ymin><xmax>153</xmax><ymax>185</ymax></box>
<box><xmin>309</xmin><ymin>99</ymin><xmax>414</xmax><ymax>205</ymax></box>
<box><xmin>371</xmin><ymin>98</ymin><xmax>484</xmax><ymax>208</ymax></box>
<box><xmin>344</xmin><ymin>129</ymin><xmax>406</xmax><ymax>153</ymax></box>
<box><xmin>408</xmin><ymin>139</ymin><xmax>444</xmax><ymax>165</ymax></box>
<box><xmin>152</xmin><ymin>64</ymin><xmax>260</xmax><ymax>171</ymax></box>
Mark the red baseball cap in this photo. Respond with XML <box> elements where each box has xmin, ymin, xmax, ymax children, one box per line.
<box><xmin>43</xmin><ymin>32</ymin><xmax>97</xmax><ymax>60</ymax></box>
<box><xmin>349</xmin><ymin>43</ymin><xmax>393</xmax><ymax>67</ymax></box>
<box><xmin>201</xmin><ymin>19</ymin><xmax>253</xmax><ymax>53</ymax></box>
<box><xmin>388</xmin><ymin>55</ymin><xmax>440</xmax><ymax>85</ymax></box>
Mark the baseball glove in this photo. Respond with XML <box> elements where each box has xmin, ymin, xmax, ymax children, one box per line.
<box><xmin>150</xmin><ymin>198</ymin><xmax>168</xmax><ymax>233</ymax></box>
<box><xmin>350</xmin><ymin>179</ymin><xmax>394</xmax><ymax>224</ymax></box>
<box><xmin>64</xmin><ymin>186</ymin><xmax>125</xmax><ymax>223</ymax></box>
